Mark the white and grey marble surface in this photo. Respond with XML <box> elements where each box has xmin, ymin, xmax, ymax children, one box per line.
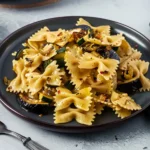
<box><xmin>0</xmin><ymin>0</ymin><xmax>150</xmax><ymax>150</ymax></box>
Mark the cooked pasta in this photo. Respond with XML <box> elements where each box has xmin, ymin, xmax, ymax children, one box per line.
<box><xmin>5</xmin><ymin>18</ymin><xmax>150</xmax><ymax>126</ymax></box>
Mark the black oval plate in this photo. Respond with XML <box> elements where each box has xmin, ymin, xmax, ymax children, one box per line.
<box><xmin>0</xmin><ymin>16</ymin><xmax>150</xmax><ymax>133</ymax></box>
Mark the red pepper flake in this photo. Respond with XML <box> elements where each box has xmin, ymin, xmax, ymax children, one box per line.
<box><xmin>7</xmin><ymin>86</ymin><xmax>12</xmax><ymax>90</ymax></box>
<box><xmin>39</xmin><ymin>114</ymin><xmax>43</xmax><ymax>117</ymax></box>
<box><xmin>95</xmin><ymin>33</ymin><xmax>101</xmax><ymax>39</ymax></box>
<box><xmin>57</xmin><ymin>32</ymin><xmax>62</xmax><ymax>36</ymax></box>
<box><xmin>100</xmin><ymin>71</ymin><xmax>108</xmax><ymax>74</ymax></box>
<box><xmin>58</xmin><ymin>90</ymin><xmax>61</xmax><ymax>94</ymax></box>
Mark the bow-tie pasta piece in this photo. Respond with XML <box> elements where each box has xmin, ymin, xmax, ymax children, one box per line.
<box><xmin>93</xmin><ymin>94</ymin><xmax>106</xmax><ymax>115</ymax></box>
<box><xmin>95</xmin><ymin>103</ymin><xmax>105</xmax><ymax>115</ymax></box>
<box><xmin>47</xmin><ymin>29</ymin><xmax>71</xmax><ymax>47</ymax></box>
<box><xmin>117</xmin><ymin>63</ymin><xmax>140</xmax><ymax>85</ymax></box>
<box><xmin>66</xmin><ymin>44</ymin><xmax>83</xmax><ymax>58</ymax></box>
<box><xmin>134</xmin><ymin>60</ymin><xmax>150</xmax><ymax>91</ymax></box>
<box><xmin>76</xmin><ymin>18</ymin><xmax>110</xmax><ymax>36</ymax></box>
<box><xmin>40</xmin><ymin>44</ymin><xmax>57</xmax><ymax>60</ymax></box>
<box><xmin>118</xmin><ymin>60</ymin><xmax>150</xmax><ymax>92</ymax></box>
<box><xmin>111</xmin><ymin>91</ymin><xmax>141</xmax><ymax>110</ymax></box>
<box><xmin>83</xmin><ymin>34</ymin><xmax>124</xmax><ymax>47</ymax></box>
<box><xmin>7</xmin><ymin>58</ymin><xmax>28</xmax><ymax>93</ymax></box>
<box><xmin>113</xmin><ymin>106</ymin><xmax>131</xmax><ymax>119</ymax></box>
<box><xmin>119</xmin><ymin>49</ymin><xmax>142</xmax><ymax>70</ymax></box>
<box><xmin>108</xmin><ymin>102</ymin><xmax>132</xmax><ymax>119</ymax></box>
<box><xmin>54</xmin><ymin>87</ymin><xmax>92</xmax><ymax>111</ymax></box>
<box><xmin>65</xmin><ymin>51</ymin><xmax>90</xmax><ymax>88</ymax></box>
<box><xmin>93</xmin><ymin>94</ymin><xmax>132</xmax><ymax>119</ymax></box>
<box><xmin>100</xmin><ymin>34</ymin><xmax>124</xmax><ymax>47</ymax></box>
<box><xmin>28</xmin><ymin>27</ymin><xmax>50</xmax><ymax>50</ymax></box>
<box><xmin>76</xmin><ymin>18</ymin><xmax>124</xmax><ymax>47</ymax></box>
<box><xmin>117</xmin><ymin>39</ymin><xmax>133</xmax><ymax>57</ymax></box>
<box><xmin>83</xmin><ymin>76</ymin><xmax>113</xmax><ymax>94</ymax></box>
<box><xmin>24</xmin><ymin>44</ymin><xmax>57</xmax><ymax>61</ymax></box>
<box><xmin>82</xmin><ymin>71</ymin><xmax>117</xmax><ymax>94</ymax></box>
<box><xmin>54</xmin><ymin>102</ymin><xmax>96</xmax><ymax>125</ymax></box>
<box><xmin>23</xmin><ymin>54</ymin><xmax>43</xmax><ymax>72</ymax></box>
<box><xmin>26</xmin><ymin>61</ymin><xmax>63</xmax><ymax>95</ymax></box>
<box><xmin>79</xmin><ymin>53</ymin><xmax>119</xmax><ymax>81</ymax></box>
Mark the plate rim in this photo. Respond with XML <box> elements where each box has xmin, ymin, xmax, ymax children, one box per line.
<box><xmin>0</xmin><ymin>16</ymin><xmax>150</xmax><ymax>132</ymax></box>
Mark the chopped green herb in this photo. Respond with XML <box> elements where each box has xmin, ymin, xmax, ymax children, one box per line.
<box><xmin>57</xmin><ymin>47</ymin><xmax>66</xmax><ymax>54</ymax></box>
<box><xmin>113</xmin><ymin>47</ymin><xmax>118</xmax><ymax>51</ymax></box>
<box><xmin>64</xmin><ymin>81</ymin><xmax>75</xmax><ymax>90</ymax></box>
<box><xmin>77</xmin><ymin>38</ymin><xmax>85</xmax><ymax>46</ymax></box>
<box><xmin>56</xmin><ymin>59</ymin><xmax>65</xmax><ymax>68</ymax></box>
<box><xmin>43</xmin><ymin>59</ymin><xmax>52</xmax><ymax>69</ymax></box>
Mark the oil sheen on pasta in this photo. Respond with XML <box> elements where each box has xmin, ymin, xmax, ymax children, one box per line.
<box><xmin>5</xmin><ymin>18</ymin><xmax>150</xmax><ymax>126</ymax></box>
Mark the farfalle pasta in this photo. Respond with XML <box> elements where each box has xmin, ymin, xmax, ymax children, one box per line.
<box><xmin>7</xmin><ymin>58</ymin><xmax>28</xmax><ymax>93</ymax></box>
<box><xmin>78</xmin><ymin>52</ymin><xmax>119</xmax><ymax>80</ymax></box>
<box><xmin>26</xmin><ymin>61</ymin><xmax>63</xmax><ymax>95</ymax></box>
<box><xmin>54</xmin><ymin>87</ymin><xmax>92</xmax><ymax>111</ymax></box>
<box><xmin>27</xmin><ymin>26</ymin><xmax>50</xmax><ymax>50</ymax></box>
<box><xmin>54</xmin><ymin>102</ymin><xmax>96</xmax><ymax>125</ymax></box>
<box><xmin>76</xmin><ymin>18</ymin><xmax>111</xmax><ymax>35</ymax></box>
<box><xmin>5</xmin><ymin>18</ymin><xmax>150</xmax><ymax>126</ymax></box>
<box><xmin>65</xmin><ymin>51</ymin><xmax>90</xmax><ymax>88</ymax></box>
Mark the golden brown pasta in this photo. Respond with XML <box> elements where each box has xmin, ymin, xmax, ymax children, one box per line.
<box><xmin>83</xmin><ymin>34</ymin><xmax>124</xmax><ymax>47</ymax></box>
<box><xmin>54</xmin><ymin>102</ymin><xmax>96</xmax><ymax>125</ymax></box>
<box><xmin>65</xmin><ymin>51</ymin><xmax>90</xmax><ymax>88</ymax></box>
<box><xmin>26</xmin><ymin>61</ymin><xmax>63</xmax><ymax>95</ymax></box>
<box><xmin>54</xmin><ymin>87</ymin><xmax>92</xmax><ymax>111</ymax></box>
<box><xmin>6</xmin><ymin>18</ymin><xmax>148</xmax><ymax>126</ymax></box>
<box><xmin>76</xmin><ymin>18</ymin><xmax>111</xmax><ymax>35</ymax></box>
<box><xmin>111</xmin><ymin>91</ymin><xmax>141</xmax><ymax>110</ymax></box>
<box><xmin>83</xmin><ymin>77</ymin><xmax>113</xmax><ymax>94</ymax></box>
<box><xmin>118</xmin><ymin>60</ymin><xmax>150</xmax><ymax>92</ymax></box>
<box><xmin>79</xmin><ymin>52</ymin><xmax>119</xmax><ymax>81</ymax></box>
<box><xmin>95</xmin><ymin>103</ymin><xmax>105</xmax><ymax>115</ymax></box>
<box><xmin>114</xmin><ymin>107</ymin><xmax>131</xmax><ymax>119</ymax></box>
<box><xmin>7</xmin><ymin>58</ymin><xmax>28</xmax><ymax>93</ymax></box>
<box><xmin>24</xmin><ymin>44</ymin><xmax>57</xmax><ymax>61</ymax></box>
<box><xmin>28</xmin><ymin>27</ymin><xmax>50</xmax><ymax>50</ymax></box>
<box><xmin>117</xmin><ymin>39</ymin><xmax>133</xmax><ymax>57</ymax></box>
<box><xmin>119</xmin><ymin>49</ymin><xmax>142</xmax><ymax>70</ymax></box>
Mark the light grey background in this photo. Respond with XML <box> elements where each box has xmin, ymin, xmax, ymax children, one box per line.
<box><xmin>0</xmin><ymin>0</ymin><xmax>150</xmax><ymax>150</ymax></box>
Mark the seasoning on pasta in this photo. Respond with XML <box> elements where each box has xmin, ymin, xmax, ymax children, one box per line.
<box><xmin>5</xmin><ymin>18</ymin><xmax>150</xmax><ymax>126</ymax></box>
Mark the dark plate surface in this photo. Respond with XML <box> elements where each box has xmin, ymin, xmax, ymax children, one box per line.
<box><xmin>0</xmin><ymin>16</ymin><xmax>150</xmax><ymax>133</ymax></box>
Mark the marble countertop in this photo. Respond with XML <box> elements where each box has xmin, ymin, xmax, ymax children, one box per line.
<box><xmin>0</xmin><ymin>0</ymin><xmax>150</xmax><ymax>149</ymax></box>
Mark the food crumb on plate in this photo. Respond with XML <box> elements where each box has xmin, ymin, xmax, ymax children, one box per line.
<box><xmin>11</xmin><ymin>51</ymin><xmax>17</xmax><ymax>56</ymax></box>
<box><xmin>39</xmin><ymin>114</ymin><xmax>43</xmax><ymax>117</ymax></box>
